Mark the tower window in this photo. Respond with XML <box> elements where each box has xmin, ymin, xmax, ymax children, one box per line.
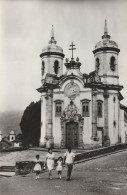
<box><xmin>55</xmin><ymin>101</ymin><xmax>62</xmax><ymax>117</ymax></box>
<box><xmin>97</xmin><ymin>101</ymin><xmax>103</xmax><ymax>118</ymax></box>
<box><xmin>110</xmin><ymin>56</ymin><xmax>116</xmax><ymax>71</ymax></box>
<box><xmin>41</xmin><ymin>61</ymin><xmax>45</xmax><ymax>75</ymax></box>
<box><xmin>82</xmin><ymin>101</ymin><xmax>89</xmax><ymax>117</ymax></box>
<box><xmin>113</xmin><ymin>97</ymin><xmax>116</xmax><ymax>103</ymax></box>
<box><xmin>113</xmin><ymin>120</ymin><xmax>116</xmax><ymax>127</ymax></box>
<box><xmin>96</xmin><ymin>58</ymin><xmax>100</xmax><ymax>71</ymax></box>
<box><xmin>54</xmin><ymin>61</ymin><xmax>59</xmax><ymax>74</ymax></box>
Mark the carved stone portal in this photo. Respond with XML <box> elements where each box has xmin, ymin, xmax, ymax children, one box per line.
<box><xmin>60</xmin><ymin>101</ymin><xmax>84</xmax><ymax>148</ymax></box>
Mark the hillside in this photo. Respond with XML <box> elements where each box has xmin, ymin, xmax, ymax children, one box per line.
<box><xmin>0</xmin><ymin>110</ymin><xmax>23</xmax><ymax>136</ymax></box>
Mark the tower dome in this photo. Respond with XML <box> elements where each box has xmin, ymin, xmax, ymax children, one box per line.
<box><xmin>93</xmin><ymin>20</ymin><xmax>120</xmax><ymax>85</ymax></box>
<box><xmin>93</xmin><ymin>20</ymin><xmax>120</xmax><ymax>54</ymax></box>
<box><xmin>40</xmin><ymin>25</ymin><xmax>64</xmax><ymax>58</ymax></box>
<box><xmin>40</xmin><ymin>25</ymin><xmax>64</xmax><ymax>78</ymax></box>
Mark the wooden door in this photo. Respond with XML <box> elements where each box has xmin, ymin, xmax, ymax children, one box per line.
<box><xmin>66</xmin><ymin>122</ymin><xmax>78</xmax><ymax>148</ymax></box>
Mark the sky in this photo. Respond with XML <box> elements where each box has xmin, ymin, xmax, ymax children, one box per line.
<box><xmin>0</xmin><ymin>0</ymin><xmax>127</xmax><ymax>111</ymax></box>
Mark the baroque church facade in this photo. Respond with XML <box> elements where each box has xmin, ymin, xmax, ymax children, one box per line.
<box><xmin>37</xmin><ymin>21</ymin><xmax>127</xmax><ymax>148</ymax></box>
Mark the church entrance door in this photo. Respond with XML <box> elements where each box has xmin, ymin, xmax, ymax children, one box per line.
<box><xmin>66</xmin><ymin>122</ymin><xmax>78</xmax><ymax>148</ymax></box>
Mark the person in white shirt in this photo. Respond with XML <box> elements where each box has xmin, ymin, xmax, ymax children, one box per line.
<box><xmin>64</xmin><ymin>147</ymin><xmax>75</xmax><ymax>181</ymax></box>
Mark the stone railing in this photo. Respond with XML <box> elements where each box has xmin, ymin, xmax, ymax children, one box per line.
<box><xmin>75</xmin><ymin>143</ymin><xmax>127</xmax><ymax>161</ymax></box>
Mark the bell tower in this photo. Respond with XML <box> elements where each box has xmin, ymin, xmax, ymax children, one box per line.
<box><xmin>38</xmin><ymin>26</ymin><xmax>65</xmax><ymax>148</ymax></box>
<box><xmin>0</xmin><ymin>131</ymin><xmax>2</xmax><ymax>141</ymax></box>
<box><xmin>93</xmin><ymin>20</ymin><xmax>120</xmax><ymax>85</ymax></box>
<box><xmin>40</xmin><ymin>25</ymin><xmax>64</xmax><ymax>81</ymax></box>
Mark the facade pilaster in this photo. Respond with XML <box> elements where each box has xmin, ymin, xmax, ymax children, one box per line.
<box><xmin>45</xmin><ymin>88</ymin><xmax>54</xmax><ymax>148</ymax></box>
<box><xmin>118</xmin><ymin>94</ymin><xmax>121</xmax><ymax>143</ymax></box>
<box><xmin>61</xmin><ymin>120</ymin><xmax>65</xmax><ymax>148</ymax></box>
<box><xmin>103</xmin><ymin>91</ymin><xmax>110</xmax><ymax>146</ymax></box>
<box><xmin>78</xmin><ymin>117</ymin><xmax>84</xmax><ymax>148</ymax></box>
<box><xmin>39</xmin><ymin>96</ymin><xmax>43</xmax><ymax>146</ymax></box>
<box><xmin>91</xmin><ymin>89</ymin><xmax>98</xmax><ymax>141</ymax></box>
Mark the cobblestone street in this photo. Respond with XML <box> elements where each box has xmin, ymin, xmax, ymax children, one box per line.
<box><xmin>1</xmin><ymin>150</ymin><xmax>127</xmax><ymax>195</ymax></box>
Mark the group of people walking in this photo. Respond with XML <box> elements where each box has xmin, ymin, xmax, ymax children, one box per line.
<box><xmin>33</xmin><ymin>147</ymin><xmax>75</xmax><ymax>181</ymax></box>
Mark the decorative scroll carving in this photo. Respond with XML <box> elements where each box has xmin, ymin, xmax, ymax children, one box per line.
<box><xmin>61</xmin><ymin>101</ymin><xmax>79</xmax><ymax>120</ymax></box>
<box><xmin>88</xmin><ymin>71</ymin><xmax>101</xmax><ymax>83</ymax></box>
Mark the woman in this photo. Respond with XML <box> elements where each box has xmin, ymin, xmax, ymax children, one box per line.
<box><xmin>46</xmin><ymin>148</ymin><xmax>55</xmax><ymax>179</ymax></box>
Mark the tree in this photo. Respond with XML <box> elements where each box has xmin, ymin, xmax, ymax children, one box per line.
<box><xmin>20</xmin><ymin>100</ymin><xmax>41</xmax><ymax>147</ymax></box>
<box><xmin>16</xmin><ymin>133</ymin><xmax>24</xmax><ymax>141</ymax></box>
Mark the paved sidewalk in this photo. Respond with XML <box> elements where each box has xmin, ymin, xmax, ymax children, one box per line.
<box><xmin>0</xmin><ymin>172</ymin><xmax>15</xmax><ymax>177</ymax></box>
<box><xmin>1</xmin><ymin>151</ymin><xmax>127</xmax><ymax>195</ymax></box>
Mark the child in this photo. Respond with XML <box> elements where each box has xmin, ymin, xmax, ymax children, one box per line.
<box><xmin>33</xmin><ymin>154</ymin><xmax>42</xmax><ymax>180</ymax></box>
<box><xmin>56</xmin><ymin>156</ymin><xmax>63</xmax><ymax>179</ymax></box>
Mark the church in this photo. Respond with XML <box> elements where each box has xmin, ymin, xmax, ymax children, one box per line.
<box><xmin>37</xmin><ymin>20</ymin><xmax>127</xmax><ymax>148</ymax></box>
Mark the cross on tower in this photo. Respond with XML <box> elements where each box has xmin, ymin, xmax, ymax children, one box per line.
<box><xmin>69</xmin><ymin>42</ymin><xmax>76</xmax><ymax>60</ymax></box>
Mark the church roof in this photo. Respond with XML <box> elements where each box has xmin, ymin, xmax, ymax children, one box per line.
<box><xmin>10</xmin><ymin>130</ymin><xmax>15</xmax><ymax>135</ymax></box>
<box><xmin>1</xmin><ymin>138</ymin><xmax>13</xmax><ymax>146</ymax></box>
<box><xmin>120</xmin><ymin>104</ymin><xmax>127</xmax><ymax>112</ymax></box>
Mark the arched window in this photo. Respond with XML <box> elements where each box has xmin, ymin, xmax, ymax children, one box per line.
<box><xmin>113</xmin><ymin>120</ymin><xmax>116</xmax><ymax>127</ymax></box>
<box><xmin>82</xmin><ymin>100</ymin><xmax>90</xmax><ymax>117</ymax></box>
<box><xmin>54</xmin><ymin>61</ymin><xmax>59</xmax><ymax>74</ymax></box>
<box><xmin>55</xmin><ymin>101</ymin><xmax>62</xmax><ymax>117</ymax></box>
<box><xmin>41</xmin><ymin>61</ymin><xmax>45</xmax><ymax>75</ymax></box>
<box><xmin>97</xmin><ymin>101</ymin><xmax>103</xmax><ymax>118</ymax></box>
<box><xmin>110</xmin><ymin>56</ymin><xmax>116</xmax><ymax>71</ymax></box>
<box><xmin>113</xmin><ymin>96</ymin><xmax>116</xmax><ymax>103</ymax></box>
<box><xmin>96</xmin><ymin>58</ymin><xmax>100</xmax><ymax>71</ymax></box>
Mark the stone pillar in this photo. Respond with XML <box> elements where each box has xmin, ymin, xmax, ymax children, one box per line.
<box><xmin>45</xmin><ymin>88</ymin><xmax>54</xmax><ymax>148</ymax></box>
<box><xmin>103</xmin><ymin>91</ymin><xmax>110</xmax><ymax>146</ymax></box>
<box><xmin>91</xmin><ymin>89</ymin><xmax>98</xmax><ymax>141</ymax></box>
